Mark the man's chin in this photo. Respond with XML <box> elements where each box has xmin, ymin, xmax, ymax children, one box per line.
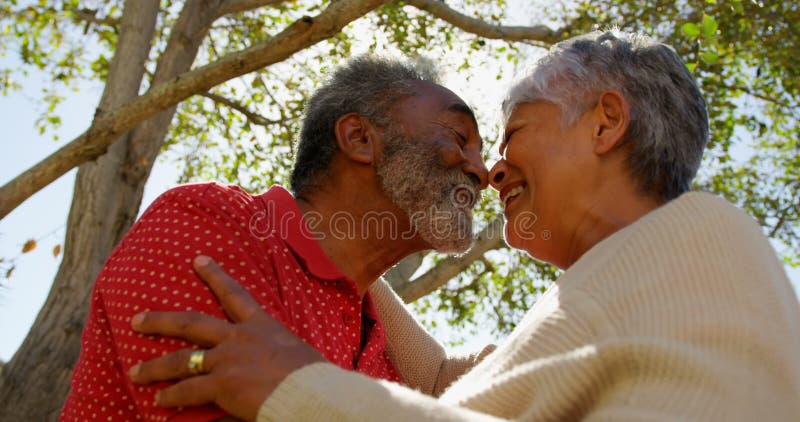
<box><xmin>427</xmin><ymin>234</ymin><xmax>475</xmax><ymax>255</ymax></box>
<box><xmin>427</xmin><ymin>212</ymin><xmax>475</xmax><ymax>254</ymax></box>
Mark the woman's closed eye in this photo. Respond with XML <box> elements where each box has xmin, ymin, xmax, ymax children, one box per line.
<box><xmin>500</xmin><ymin>128</ymin><xmax>518</xmax><ymax>156</ymax></box>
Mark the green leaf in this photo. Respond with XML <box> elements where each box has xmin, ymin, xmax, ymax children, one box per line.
<box><xmin>681</xmin><ymin>22</ymin><xmax>700</xmax><ymax>38</ymax></box>
<box><xmin>701</xmin><ymin>15</ymin><xmax>718</xmax><ymax>38</ymax></box>
<box><xmin>700</xmin><ymin>51</ymin><xmax>719</xmax><ymax>65</ymax></box>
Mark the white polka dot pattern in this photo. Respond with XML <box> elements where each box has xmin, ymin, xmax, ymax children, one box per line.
<box><xmin>60</xmin><ymin>183</ymin><xmax>401</xmax><ymax>421</ymax></box>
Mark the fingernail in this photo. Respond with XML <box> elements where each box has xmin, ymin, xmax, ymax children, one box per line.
<box><xmin>129</xmin><ymin>363</ymin><xmax>140</xmax><ymax>378</ymax></box>
<box><xmin>155</xmin><ymin>391</ymin><xmax>163</xmax><ymax>406</ymax></box>
<box><xmin>195</xmin><ymin>255</ymin><xmax>210</xmax><ymax>267</ymax></box>
<box><xmin>131</xmin><ymin>313</ymin><xmax>144</xmax><ymax>328</ymax></box>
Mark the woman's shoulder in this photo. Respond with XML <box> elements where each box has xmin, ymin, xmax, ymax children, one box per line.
<box><xmin>578</xmin><ymin>190</ymin><xmax>771</xmax><ymax>269</ymax></box>
<box><xmin>659</xmin><ymin>191</ymin><xmax>763</xmax><ymax>235</ymax></box>
<box><xmin>563</xmin><ymin>190</ymin><xmax>798</xmax><ymax>337</ymax></box>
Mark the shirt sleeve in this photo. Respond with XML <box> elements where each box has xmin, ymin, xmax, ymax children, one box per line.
<box><xmin>61</xmin><ymin>286</ymin><xmax>139</xmax><ymax>421</ymax></box>
<box><xmin>64</xmin><ymin>183</ymin><xmax>288</xmax><ymax>422</ymax></box>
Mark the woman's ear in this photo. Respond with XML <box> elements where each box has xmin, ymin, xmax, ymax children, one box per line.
<box><xmin>334</xmin><ymin>113</ymin><xmax>377</xmax><ymax>164</ymax></box>
<box><xmin>592</xmin><ymin>90</ymin><xmax>631</xmax><ymax>155</ymax></box>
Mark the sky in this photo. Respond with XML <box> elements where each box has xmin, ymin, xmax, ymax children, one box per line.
<box><xmin>0</xmin><ymin>73</ymin><xmax>177</xmax><ymax>361</ymax></box>
<box><xmin>2</xmin><ymin>3</ymin><xmax>799</xmax><ymax>363</ymax></box>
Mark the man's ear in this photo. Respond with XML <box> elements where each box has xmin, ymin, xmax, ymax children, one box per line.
<box><xmin>335</xmin><ymin>113</ymin><xmax>376</xmax><ymax>164</ymax></box>
<box><xmin>591</xmin><ymin>91</ymin><xmax>630</xmax><ymax>155</ymax></box>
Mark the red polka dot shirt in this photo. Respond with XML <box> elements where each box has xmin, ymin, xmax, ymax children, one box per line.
<box><xmin>60</xmin><ymin>183</ymin><xmax>402</xmax><ymax>421</ymax></box>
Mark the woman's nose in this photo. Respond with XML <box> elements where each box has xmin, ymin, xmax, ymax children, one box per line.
<box><xmin>488</xmin><ymin>160</ymin><xmax>508</xmax><ymax>191</ymax></box>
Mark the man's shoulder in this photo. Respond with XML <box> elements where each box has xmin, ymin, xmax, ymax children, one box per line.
<box><xmin>141</xmin><ymin>182</ymin><xmax>274</xmax><ymax>224</ymax></box>
<box><xmin>152</xmin><ymin>181</ymin><xmax>254</xmax><ymax>209</ymax></box>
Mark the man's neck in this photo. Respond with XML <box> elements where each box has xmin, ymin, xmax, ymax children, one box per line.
<box><xmin>295</xmin><ymin>188</ymin><xmax>428</xmax><ymax>296</ymax></box>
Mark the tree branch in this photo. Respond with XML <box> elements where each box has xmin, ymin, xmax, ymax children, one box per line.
<box><xmin>396</xmin><ymin>216</ymin><xmax>506</xmax><ymax>303</ymax></box>
<box><xmin>0</xmin><ymin>0</ymin><xmax>389</xmax><ymax>220</ymax></box>
<box><xmin>73</xmin><ymin>8</ymin><xmax>121</xmax><ymax>28</ymax></box>
<box><xmin>722</xmin><ymin>82</ymin><xmax>798</xmax><ymax>113</ymax></box>
<box><xmin>384</xmin><ymin>251</ymin><xmax>425</xmax><ymax>291</ymax></box>
<box><xmin>217</xmin><ymin>0</ymin><xmax>284</xmax><ymax>17</ymax></box>
<box><xmin>405</xmin><ymin>0</ymin><xmax>565</xmax><ymax>44</ymax></box>
<box><xmin>769</xmin><ymin>192</ymin><xmax>799</xmax><ymax>238</ymax></box>
<box><xmin>199</xmin><ymin>91</ymin><xmax>285</xmax><ymax>127</ymax></box>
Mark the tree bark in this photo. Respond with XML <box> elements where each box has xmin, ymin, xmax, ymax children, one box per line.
<box><xmin>0</xmin><ymin>1</ymin><xmax>160</xmax><ymax>420</ymax></box>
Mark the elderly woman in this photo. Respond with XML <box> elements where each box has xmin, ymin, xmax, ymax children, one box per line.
<box><xmin>129</xmin><ymin>31</ymin><xmax>800</xmax><ymax>421</ymax></box>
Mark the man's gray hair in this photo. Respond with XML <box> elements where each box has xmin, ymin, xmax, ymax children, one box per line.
<box><xmin>503</xmin><ymin>30</ymin><xmax>709</xmax><ymax>201</ymax></box>
<box><xmin>290</xmin><ymin>55</ymin><xmax>439</xmax><ymax>196</ymax></box>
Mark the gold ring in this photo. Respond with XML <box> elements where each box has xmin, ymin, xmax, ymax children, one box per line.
<box><xmin>187</xmin><ymin>350</ymin><xmax>205</xmax><ymax>375</ymax></box>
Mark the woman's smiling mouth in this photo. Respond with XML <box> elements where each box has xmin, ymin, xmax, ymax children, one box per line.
<box><xmin>500</xmin><ymin>182</ymin><xmax>527</xmax><ymax>206</ymax></box>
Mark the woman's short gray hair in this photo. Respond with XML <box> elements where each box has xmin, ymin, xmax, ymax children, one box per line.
<box><xmin>503</xmin><ymin>30</ymin><xmax>709</xmax><ymax>201</ymax></box>
<box><xmin>291</xmin><ymin>55</ymin><xmax>439</xmax><ymax>196</ymax></box>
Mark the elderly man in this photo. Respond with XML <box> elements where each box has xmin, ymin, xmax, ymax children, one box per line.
<box><xmin>60</xmin><ymin>55</ymin><xmax>488</xmax><ymax>421</ymax></box>
<box><xmin>129</xmin><ymin>30</ymin><xmax>800</xmax><ymax>421</ymax></box>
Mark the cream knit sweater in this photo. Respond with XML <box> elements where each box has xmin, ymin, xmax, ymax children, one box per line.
<box><xmin>258</xmin><ymin>192</ymin><xmax>800</xmax><ymax>421</ymax></box>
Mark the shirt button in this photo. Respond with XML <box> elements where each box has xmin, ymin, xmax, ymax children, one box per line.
<box><xmin>342</xmin><ymin>313</ymin><xmax>354</xmax><ymax>324</ymax></box>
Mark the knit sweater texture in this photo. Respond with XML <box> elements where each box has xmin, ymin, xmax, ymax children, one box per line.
<box><xmin>258</xmin><ymin>192</ymin><xmax>800</xmax><ymax>421</ymax></box>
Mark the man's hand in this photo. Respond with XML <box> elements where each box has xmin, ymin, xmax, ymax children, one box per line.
<box><xmin>129</xmin><ymin>255</ymin><xmax>325</xmax><ymax>421</ymax></box>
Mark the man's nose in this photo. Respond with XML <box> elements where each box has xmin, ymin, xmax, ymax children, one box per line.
<box><xmin>488</xmin><ymin>159</ymin><xmax>507</xmax><ymax>191</ymax></box>
<box><xmin>463</xmin><ymin>154</ymin><xmax>489</xmax><ymax>191</ymax></box>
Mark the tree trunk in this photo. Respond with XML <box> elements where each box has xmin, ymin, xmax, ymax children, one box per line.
<box><xmin>0</xmin><ymin>1</ymin><xmax>195</xmax><ymax>419</ymax></box>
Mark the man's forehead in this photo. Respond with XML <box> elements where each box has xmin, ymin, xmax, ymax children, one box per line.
<box><xmin>400</xmin><ymin>81</ymin><xmax>482</xmax><ymax>147</ymax></box>
<box><xmin>408</xmin><ymin>80</ymin><xmax>456</xmax><ymax>100</ymax></box>
<box><xmin>413</xmin><ymin>82</ymin><xmax>477</xmax><ymax>119</ymax></box>
<box><xmin>446</xmin><ymin>102</ymin><xmax>478</xmax><ymax>128</ymax></box>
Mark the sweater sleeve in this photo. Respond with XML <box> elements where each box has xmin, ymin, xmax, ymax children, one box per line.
<box><xmin>258</xmin><ymin>363</ymin><xmax>505</xmax><ymax>422</ymax></box>
<box><xmin>369</xmin><ymin>279</ymin><xmax>496</xmax><ymax>396</ymax></box>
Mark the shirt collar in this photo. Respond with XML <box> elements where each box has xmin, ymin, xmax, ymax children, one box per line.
<box><xmin>257</xmin><ymin>185</ymin><xmax>346</xmax><ymax>281</ymax></box>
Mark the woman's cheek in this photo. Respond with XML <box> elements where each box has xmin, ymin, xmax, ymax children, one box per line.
<box><xmin>504</xmin><ymin>209</ymin><xmax>541</xmax><ymax>251</ymax></box>
<box><xmin>503</xmin><ymin>218</ymin><xmax>524</xmax><ymax>249</ymax></box>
